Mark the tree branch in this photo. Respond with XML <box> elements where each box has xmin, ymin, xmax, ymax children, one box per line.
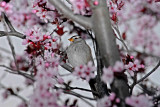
<box><xmin>0</xmin><ymin>83</ymin><xmax>27</xmax><ymax>103</ymax></box>
<box><xmin>0</xmin><ymin>12</ymin><xmax>26</xmax><ymax>39</ymax></box>
<box><xmin>1</xmin><ymin>12</ymin><xmax>16</xmax><ymax>32</ymax></box>
<box><xmin>136</xmin><ymin>60</ymin><xmax>160</xmax><ymax>84</ymax></box>
<box><xmin>0</xmin><ymin>65</ymin><xmax>35</xmax><ymax>81</ymax></box>
<box><xmin>92</xmin><ymin>0</ymin><xmax>129</xmax><ymax>104</ymax></box>
<box><xmin>0</xmin><ymin>31</ymin><xmax>26</xmax><ymax>39</ymax></box>
<box><xmin>48</xmin><ymin>0</ymin><xmax>92</xmax><ymax>29</ymax></box>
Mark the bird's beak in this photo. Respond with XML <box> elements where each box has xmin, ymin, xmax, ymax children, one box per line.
<box><xmin>68</xmin><ymin>38</ymin><xmax>74</xmax><ymax>42</ymax></box>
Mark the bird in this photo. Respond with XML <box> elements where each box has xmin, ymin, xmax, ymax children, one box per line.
<box><xmin>66</xmin><ymin>35</ymin><xmax>97</xmax><ymax>98</ymax></box>
<box><xmin>66</xmin><ymin>35</ymin><xmax>94</xmax><ymax>67</ymax></box>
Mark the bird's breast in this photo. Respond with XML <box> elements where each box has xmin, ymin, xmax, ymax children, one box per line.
<box><xmin>67</xmin><ymin>43</ymin><xmax>92</xmax><ymax>67</ymax></box>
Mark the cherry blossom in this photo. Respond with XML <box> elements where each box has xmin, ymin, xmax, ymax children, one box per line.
<box><xmin>29</xmin><ymin>52</ymin><xmax>64</xmax><ymax>107</ymax></box>
<box><xmin>0</xmin><ymin>1</ymin><xmax>12</xmax><ymax>15</ymax></box>
<box><xmin>97</xmin><ymin>96</ymin><xmax>111</xmax><ymax>107</ymax></box>
<box><xmin>125</xmin><ymin>94</ymin><xmax>153</xmax><ymax>107</ymax></box>
<box><xmin>113</xmin><ymin>61</ymin><xmax>125</xmax><ymax>72</ymax></box>
<box><xmin>32</xmin><ymin>0</ymin><xmax>56</xmax><ymax>23</ymax></box>
<box><xmin>73</xmin><ymin>61</ymin><xmax>96</xmax><ymax>81</ymax></box>
<box><xmin>17</xmin><ymin>102</ymin><xmax>27</xmax><ymax>107</ymax></box>
<box><xmin>97</xmin><ymin>93</ymin><xmax>120</xmax><ymax>107</ymax></box>
<box><xmin>0</xmin><ymin>0</ymin><xmax>160</xmax><ymax>107</ymax></box>
<box><xmin>101</xmin><ymin>67</ymin><xmax>114</xmax><ymax>84</ymax></box>
<box><xmin>125</xmin><ymin>59</ymin><xmax>145</xmax><ymax>76</ymax></box>
<box><xmin>70</xmin><ymin>0</ymin><xmax>91</xmax><ymax>15</ymax></box>
<box><xmin>2</xmin><ymin>90</ymin><xmax>9</xmax><ymax>99</ymax></box>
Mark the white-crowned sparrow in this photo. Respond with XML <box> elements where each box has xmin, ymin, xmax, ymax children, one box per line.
<box><xmin>66</xmin><ymin>35</ymin><xmax>97</xmax><ymax>98</ymax></box>
<box><xmin>66</xmin><ymin>35</ymin><xmax>94</xmax><ymax>67</ymax></box>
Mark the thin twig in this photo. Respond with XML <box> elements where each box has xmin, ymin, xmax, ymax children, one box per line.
<box><xmin>129</xmin><ymin>48</ymin><xmax>160</xmax><ymax>59</ymax></box>
<box><xmin>64</xmin><ymin>90</ymin><xmax>96</xmax><ymax>100</ymax></box>
<box><xmin>136</xmin><ymin>60</ymin><xmax>160</xmax><ymax>84</ymax></box>
<box><xmin>0</xmin><ymin>65</ymin><xmax>35</xmax><ymax>81</ymax></box>
<box><xmin>6</xmin><ymin>36</ymin><xmax>20</xmax><ymax>71</ymax></box>
<box><xmin>0</xmin><ymin>83</ymin><xmax>27</xmax><ymax>103</ymax></box>
<box><xmin>64</xmin><ymin>91</ymin><xmax>95</xmax><ymax>107</ymax></box>
<box><xmin>129</xmin><ymin>72</ymin><xmax>137</xmax><ymax>94</ymax></box>
<box><xmin>63</xmin><ymin>82</ymin><xmax>99</xmax><ymax>96</ymax></box>
<box><xmin>113</xmin><ymin>25</ymin><xmax>129</xmax><ymax>53</ymax></box>
<box><xmin>54</xmin><ymin>86</ymin><xmax>95</xmax><ymax>107</ymax></box>
<box><xmin>5</xmin><ymin>69</ymin><xmax>35</xmax><ymax>81</ymax></box>
<box><xmin>70</xmin><ymin>86</ymin><xmax>98</xmax><ymax>94</ymax></box>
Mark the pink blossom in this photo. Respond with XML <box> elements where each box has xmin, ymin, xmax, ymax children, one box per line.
<box><xmin>2</xmin><ymin>90</ymin><xmax>9</xmax><ymax>99</ymax></box>
<box><xmin>109</xmin><ymin>92</ymin><xmax>116</xmax><ymax>101</ymax></box>
<box><xmin>17</xmin><ymin>102</ymin><xmax>27</xmax><ymax>107</ymax></box>
<box><xmin>32</xmin><ymin>0</ymin><xmax>56</xmax><ymax>23</ymax></box>
<box><xmin>125</xmin><ymin>59</ymin><xmax>144</xmax><ymax>76</ymax></box>
<box><xmin>101</xmin><ymin>67</ymin><xmax>114</xmax><ymax>84</ymax></box>
<box><xmin>97</xmin><ymin>96</ymin><xmax>111</xmax><ymax>107</ymax></box>
<box><xmin>70</xmin><ymin>0</ymin><xmax>91</xmax><ymax>15</ymax></box>
<box><xmin>73</xmin><ymin>61</ymin><xmax>96</xmax><ymax>81</ymax></box>
<box><xmin>25</xmin><ymin>78</ymin><xmax>34</xmax><ymax>86</ymax></box>
<box><xmin>93</xmin><ymin>1</ymin><xmax>99</xmax><ymax>6</ymax></box>
<box><xmin>125</xmin><ymin>95</ymin><xmax>153</xmax><ymax>107</ymax></box>
<box><xmin>0</xmin><ymin>1</ymin><xmax>13</xmax><ymax>15</ymax></box>
<box><xmin>23</xmin><ymin>26</ymin><xmax>43</xmax><ymax>43</ymax></box>
<box><xmin>113</xmin><ymin>61</ymin><xmax>125</xmax><ymax>72</ymax></box>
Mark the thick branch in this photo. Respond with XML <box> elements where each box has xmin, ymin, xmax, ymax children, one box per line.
<box><xmin>0</xmin><ymin>12</ymin><xmax>26</xmax><ymax>39</ymax></box>
<box><xmin>48</xmin><ymin>0</ymin><xmax>92</xmax><ymax>29</ymax></box>
<box><xmin>0</xmin><ymin>31</ymin><xmax>26</xmax><ymax>39</ymax></box>
<box><xmin>92</xmin><ymin>0</ymin><xmax>129</xmax><ymax>105</ymax></box>
<box><xmin>1</xmin><ymin>12</ymin><xmax>16</xmax><ymax>32</ymax></box>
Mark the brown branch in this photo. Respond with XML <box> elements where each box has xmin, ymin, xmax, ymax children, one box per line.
<box><xmin>54</xmin><ymin>86</ymin><xmax>95</xmax><ymax>107</ymax></box>
<box><xmin>129</xmin><ymin>48</ymin><xmax>160</xmax><ymax>59</ymax></box>
<box><xmin>113</xmin><ymin>25</ymin><xmax>129</xmax><ymax>53</ymax></box>
<box><xmin>63</xmin><ymin>90</ymin><xmax>96</xmax><ymax>101</ymax></box>
<box><xmin>0</xmin><ymin>31</ymin><xmax>26</xmax><ymax>39</ymax></box>
<box><xmin>0</xmin><ymin>83</ymin><xmax>27</xmax><ymax>103</ymax></box>
<box><xmin>48</xmin><ymin>0</ymin><xmax>92</xmax><ymax>29</ymax></box>
<box><xmin>0</xmin><ymin>65</ymin><xmax>35</xmax><ymax>81</ymax></box>
<box><xmin>69</xmin><ymin>86</ymin><xmax>98</xmax><ymax>95</ymax></box>
<box><xmin>129</xmin><ymin>72</ymin><xmax>137</xmax><ymax>94</ymax></box>
<box><xmin>92</xmin><ymin>0</ymin><xmax>129</xmax><ymax>105</ymax></box>
<box><xmin>64</xmin><ymin>91</ymin><xmax>95</xmax><ymax>107</ymax></box>
<box><xmin>0</xmin><ymin>12</ymin><xmax>26</xmax><ymax>39</ymax></box>
<box><xmin>136</xmin><ymin>60</ymin><xmax>160</xmax><ymax>84</ymax></box>
<box><xmin>128</xmin><ymin>60</ymin><xmax>160</xmax><ymax>94</ymax></box>
<box><xmin>1</xmin><ymin>12</ymin><xmax>16</xmax><ymax>32</ymax></box>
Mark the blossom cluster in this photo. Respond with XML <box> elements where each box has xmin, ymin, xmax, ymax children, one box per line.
<box><xmin>102</xmin><ymin>58</ymin><xmax>145</xmax><ymax>84</ymax></box>
<box><xmin>70</xmin><ymin>0</ymin><xmax>91</xmax><ymax>15</ymax></box>
<box><xmin>101</xmin><ymin>61</ymin><xmax>124</xmax><ymax>84</ymax></box>
<box><xmin>125</xmin><ymin>59</ymin><xmax>145</xmax><ymax>76</ymax></box>
<box><xmin>125</xmin><ymin>94</ymin><xmax>153</xmax><ymax>107</ymax></box>
<box><xmin>97</xmin><ymin>93</ymin><xmax>120</xmax><ymax>107</ymax></box>
<box><xmin>0</xmin><ymin>1</ymin><xmax>12</xmax><ymax>15</ymax></box>
<box><xmin>73</xmin><ymin>61</ymin><xmax>96</xmax><ymax>81</ymax></box>
<box><xmin>30</xmin><ymin>52</ymin><xmax>64</xmax><ymax>107</ymax></box>
<box><xmin>32</xmin><ymin>0</ymin><xmax>56</xmax><ymax>23</ymax></box>
<box><xmin>107</xmin><ymin>0</ymin><xmax>125</xmax><ymax>23</ymax></box>
<box><xmin>22</xmin><ymin>26</ymin><xmax>60</xmax><ymax>57</ymax></box>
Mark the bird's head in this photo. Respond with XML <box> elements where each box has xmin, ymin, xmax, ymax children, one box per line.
<box><xmin>68</xmin><ymin>35</ymin><xmax>82</xmax><ymax>43</ymax></box>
